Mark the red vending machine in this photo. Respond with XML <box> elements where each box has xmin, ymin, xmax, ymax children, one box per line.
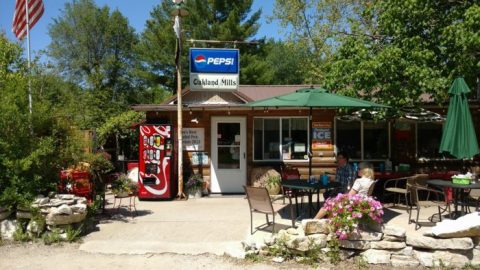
<box><xmin>138</xmin><ymin>124</ymin><xmax>175</xmax><ymax>199</ymax></box>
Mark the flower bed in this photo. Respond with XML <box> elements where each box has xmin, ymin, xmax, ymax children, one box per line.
<box><xmin>323</xmin><ymin>194</ymin><xmax>384</xmax><ymax>240</ymax></box>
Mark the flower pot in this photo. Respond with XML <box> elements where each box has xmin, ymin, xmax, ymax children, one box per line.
<box><xmin>188</xmin><ymin>189</ymin><xmax>202</xmax><ymax>199</ymax></box>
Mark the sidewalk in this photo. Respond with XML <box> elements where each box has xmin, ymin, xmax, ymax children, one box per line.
<box><xmin>79</xmin><ymin>193</ymin><xmax>443</xmax><ymax>256</ymax></box>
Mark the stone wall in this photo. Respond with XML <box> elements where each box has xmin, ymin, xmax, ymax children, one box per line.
<box><xmin>243</xmin><ymin>213</ymin><xmax>480</xmax><ymax>268</ymax></box>
<box><xmin>0</xmin><ymin>194</ymin><xmax>88</xmax><ymax>240</ymax></box>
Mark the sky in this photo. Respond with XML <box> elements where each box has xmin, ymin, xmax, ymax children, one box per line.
<box><xmin>0</xmin><ymin>0</ymin><xmax>282</xmax><ymax>62</ymax></box>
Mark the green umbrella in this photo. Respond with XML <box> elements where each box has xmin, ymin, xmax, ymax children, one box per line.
<box><xmin>439</xmin><ymin>77</ymin><xmax>480</xmax><ymax>159</ymax></box>
<box><xmin>246</xmin><ymin>86</ymin><xmax>389</xmax><ymax>177</ymax></box>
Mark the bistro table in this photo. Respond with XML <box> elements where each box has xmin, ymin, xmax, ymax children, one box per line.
<box><xmin>427</xmin><ymin>179</ymin><xmax>480</xmax><ymax>218</ymax></box>
<box><xmin>281</xmin><ymin>180</ymin><xmax>341</xmax><ymax>226</ymax></box>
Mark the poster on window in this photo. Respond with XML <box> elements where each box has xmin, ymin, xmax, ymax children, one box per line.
<box><xmin>312</xmin><ymin>122</ymin><xmax>333</xmax><ymax>150</ymax></box>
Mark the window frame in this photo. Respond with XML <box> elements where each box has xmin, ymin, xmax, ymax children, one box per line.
<box><xmin>253</xmin><ymin>116</ymin><xmax>310</xmax><ymax>162</ymax></box>
<box><xmin>334</xmin><ymin>118</ymin><xmax>391</xmax><ymax>161</ymax></box>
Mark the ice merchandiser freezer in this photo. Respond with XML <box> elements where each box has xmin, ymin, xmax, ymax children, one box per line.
<box><xmin>138</xmin><ymin>124</ymin><xmax>175</xmax><ymax>199</ymax></box>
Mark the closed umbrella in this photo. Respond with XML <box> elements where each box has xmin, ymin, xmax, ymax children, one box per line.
<box><xmin>246</xmin><ymin>86</ymin><xmax>389</xmax><ymax>177</ymax></box>
<box><xmin>439</xmin><ymin>77</ymin><xmax>480</xmax><ymax>159</ymax></box>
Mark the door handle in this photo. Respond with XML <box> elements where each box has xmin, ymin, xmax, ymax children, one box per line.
<box><xmin>243</xmin><ymin>152</ymin><xmax>246</xmax><ymax>159</ymax></box>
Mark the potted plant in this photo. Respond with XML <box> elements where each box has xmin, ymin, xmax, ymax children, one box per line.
<box><xmin>265</xmin><ymin>175</ymin><xmax>281</xmax><ymax>195</ymax></box>
<box><xmin>111</xmin><ymin>174</ymin><xmax>133</xmax><ymax>197</ymax></box>
<box><xmin>185</xmin><ymin>174</ymin><xmax>204</xmax><ymax>198</ymax></box>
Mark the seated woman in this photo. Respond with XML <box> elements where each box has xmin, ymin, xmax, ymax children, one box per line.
<box><xmin>314</xmin><ymin>166</ymin><xmax>375</xmax><ymax>219</ymax></box>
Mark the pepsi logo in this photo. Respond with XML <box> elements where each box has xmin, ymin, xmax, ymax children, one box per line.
<box><xmin>194</xmin><ymin>55</ymin><xmax>206</xmax><ymax>63</ymax></box>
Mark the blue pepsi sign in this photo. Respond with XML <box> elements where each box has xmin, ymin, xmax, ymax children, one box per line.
<box><xmin>190</xmin><ymin>48</ymin><xmax>239</xmax><ymax>74</ymax></box>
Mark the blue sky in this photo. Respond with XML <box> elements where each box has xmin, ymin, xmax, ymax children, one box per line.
<box><xmin>0</xmin><ymin>0</ymin><xmax>282</xmax><ymax>61</ymax></box>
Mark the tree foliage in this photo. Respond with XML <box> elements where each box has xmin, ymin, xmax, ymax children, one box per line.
<box><xmin>272</xmin><ymin>0</ymin><xmax>480</xmax><ymax>109</ymax></box>
<box><xmin>137</xmin><ymin>0</ymin><xmax>275</xmax><ymax>90</ymax></box>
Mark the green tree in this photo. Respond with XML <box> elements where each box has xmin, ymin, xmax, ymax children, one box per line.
<box><xmin>272</xmin><ymin>0</ymin><xmax>480</xmax><ymax>109</ymax></box>
<box><xmin>47</xmin><ymin>0</ymin><xmax>140</xmax><ymax>128</ymax></box>
<box><xmin>0</xmin><ymin>34</ymin><xmax>86</xmax><ymax>207</ymax></box>
<box><xmin>137</xmin><ymin>0</ymin><xmax>271</xmax><ymax>90</ymax></box>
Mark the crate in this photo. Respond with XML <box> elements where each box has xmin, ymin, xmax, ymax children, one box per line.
<box><xmin>452</xmin><ymin>177</ymin><xmax>471</xmax><ymax>185</ymax></box>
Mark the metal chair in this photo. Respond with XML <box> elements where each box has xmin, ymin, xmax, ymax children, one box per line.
<box><xmin>367</xmin><ymin>180</ymin><xmax>378</xmax><ymax>197</ymax></box>
<box><xmin>244</xmin><ymin>186</ymin><xmax>288</xmax><ymax>234</ymax></box>
<box><xmin>407</xmin><ymin>183</ymin><xmax>450</xmax><ymax>230</ymax></box>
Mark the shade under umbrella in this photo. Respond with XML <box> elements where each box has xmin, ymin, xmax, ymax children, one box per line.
<box><xmin>246</xmin><ymin>86</ymin><xmax>389</xmax><ymax>177</ymax></box>
<box><xmin>439</xmin><ymin>77</ymin><xmax>480</xmax><ymax>159</ymax></box>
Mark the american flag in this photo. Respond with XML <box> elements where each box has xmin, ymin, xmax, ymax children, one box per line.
<box><xmin>12</xmin><ymin>0</ymin><xmax>44</xmax><ymax>40</ymax></box>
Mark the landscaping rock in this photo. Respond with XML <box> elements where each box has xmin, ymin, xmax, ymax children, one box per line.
<box><xmin>27</xmin><ymin>220</ymin><xmax>45</xmax><ymax>237</ymax></box>
<box><xmin>302</xmin><ymin>219</ymin><xmax>330</xmax><ymax>235</ymax></box>
<box><xmin>46</xmin><ymin>212</ymin><xmax>86</xmax><ymax>226</ymax></box>
<box><xmin>57</xmin><ymin>204</ymin><xmax>73</xmax><ymax>215</ymax></box>
<box><xmin>370</xmin><ymin>240</ymin><xmax>406</xmax><ymax>249</ymax></box>
<box><xmin>360</xmin><ymin>249</ymin><xmax>391</xmax><ymax>264</ymax></box>
<box><xmin>35</xmin><ymin>197</ymin><xmax>49</xmax><ymax>205</ymax></box>
<box><xmin>0</xmin><ymin>219</ymin><xmax>17</xmax><ymax>240</ymax></box>
<box><xmin>413</xmin><ymin>250</ymin><xmax>470</xmax><ymax>268</ymax></box>
<box><xmin>347</xmin><ymin>230</ymin><xmax>383</xmax><ymax>241</ymax></box>
<box><xmin>390</xmin><ymin>254</ymin><xmax>419</xmax><ymax>267</ymax></box>
<box><xmin>58</xmin><ymin>194</ymin><xmax>75</xmax><ymax>200</ymax></box>
<box><xmin>406</xmin><ymin>235</ymin><xmax>473</xmax><ymax>250</ymax></box>
<box><xmin>286</xmin><ymin>236</ymin><xmax>310</xmax><ymax>252</ymax></box>
<box><xmin>70</xmin><ymin>204</ymin><xmax>87</xmax><ymax>214</ymax></box>
<box><xmin>382</xmin><ymin>234</ymin><xmax>405</xmax><ymax>242</ymax></box>
<box><xmin>339</xmin><ymin>240</ymin><xmax>371</xmax><ymax>250</ymax></box>
<box><xmin>392</xmin><ymin>246</ymin><xmax>414</xmax><ymax>256</ymax></box>
<box><xmin>431</xmin><ymin>212</ymin><xmax>480</xmax><ymax>238</ymax></box>
<box><xmin>16</xmin><ymin>210</ymin><xmax>32</xmax><ymax>219</ymax></box>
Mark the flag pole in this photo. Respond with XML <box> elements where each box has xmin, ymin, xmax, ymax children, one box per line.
<box><xmin>25</xmin><ymin>0</ymin><xmax>32</xmax><ymax>115</ymax></box>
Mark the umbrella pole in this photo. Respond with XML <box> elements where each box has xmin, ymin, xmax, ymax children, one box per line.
<box><xmin>309</xmin><ymin>107</ymin><xmax>312</xmax><ymax>179</ymax></box>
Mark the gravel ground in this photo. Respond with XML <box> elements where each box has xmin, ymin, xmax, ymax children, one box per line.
<box><xmin>0</xmin><ymin>241</ymin><xmax>427</xmax><ymax>270</ymax></box>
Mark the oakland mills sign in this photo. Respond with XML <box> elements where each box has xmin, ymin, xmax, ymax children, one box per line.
<box><xmin>189</xmin><ymin>48</ymin><xmax>239</xmax><ymax>91</ymax></box>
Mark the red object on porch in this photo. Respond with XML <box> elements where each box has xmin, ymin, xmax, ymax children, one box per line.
<box><xmin>58</xmin><ymin>170</ymin><xmax>93</xmax><ymax>202</ymax></box>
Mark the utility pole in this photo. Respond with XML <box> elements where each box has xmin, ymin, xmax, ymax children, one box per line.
<box><xmin>172</xmin><ymin>0</ymin><xmax>188</xmax><ymax>199</ymax></box>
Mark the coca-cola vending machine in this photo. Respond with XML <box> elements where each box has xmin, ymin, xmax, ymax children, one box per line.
<box><xmin>138</xmin><ymin>124</ymin><xmax>175</xmax><ymax>199</ymax></box>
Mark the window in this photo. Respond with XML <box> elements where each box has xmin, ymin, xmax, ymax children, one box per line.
<box><xmin>417</xmin><ymin>122</ymin><xmax>444</xmax><ymax>158</ymax></box>
<box><xmin>253</xmin><ymin>117</ymin><xmax>308</xmax><ymax>161</ymax></box>
<box><xmin>336</xmin><ymin>119</ymin><xmax>390</xmax><ymax>160</ymax></box>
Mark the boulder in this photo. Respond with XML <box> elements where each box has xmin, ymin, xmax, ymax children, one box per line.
<box><xmin>347</xmin><ymin>230</ymin><xmax>383</xmax><ymax>241</ymax></box>
<box><xmin>390</xmin><ymin>254</ymin><xmax>420</xmax><ymax>267</ymax></box>
<box><xmin>57</xmin><ymin>204</ymin><xmax>73</xmax><ymax>215</ymax></box>
<box><xmin>16</xmin><ymin>210</ymin><xmax>32</xmax><ymax>219</ymax></box>
<box><xmin>286</xmin><ymin>236</ymin><xmax>310</xmax><ymax>252</ymax></box>
<box><xmin>34</xmin><ymin>197</ymin><xmax>49</xmax><ymax>205</ymax></box>
<box><xmin>370</xmin><ymin>240</ymin><xmax>406</xmax><ymax>249</ymax></box>
<box><xmin>413</xmin><ymin>250</ymin><xmax>471</xmax><ymax>268</ymax></box>
<box><xmin>27</xmin><ymin>220</ymin><xmax>45</xmax><ymax>237</ymax></box>
<box><xmin>406</xmin><ymin>235</ymin><xmax>473</xmax><ymax>250</ymax></box>
<box><xmin>382</xmin><ymin>234</ymin><xmax>405</xmax><ymax>242</ymax></box>
<box><xmin>0</xmin><ymin>219</ymin><xmax>17</xmax><ymax>240</ymax></box>
<box><xmin>46</xmin><ymin>212</ymin><xmax>86</xmax><ymax>226</ymax></box>
<box><xmin>250</xmin><ymin>167</ymin><xmax>281</xmax><ymax>188</ymax></box>
<box><xmin>368</xmin><ymin>223</ymin><xmax>406</xmax><ymax>238</ymax></box>
<box><xmin>392</xmin><ymin>246</ymin><xmax>414</xmax><ymax>256</ymax></box>
<box><xmin>339</xmin><ymin>240</ymin><xmax>371</xmax><ymax>250</ymax></box>
<box><xmin>360</xmin><ymin>249</ymin><xmax>391</xmax><ymax>264</ymax></box>
<box><xmin>302</xmin><ymin>219</ymin><xmax>330</xmax><ymax>235</ymax></box>
<box><xmin>431</xmin><ymin>212</ymin><xmax>480</xmax><ymax>238</ymax></box>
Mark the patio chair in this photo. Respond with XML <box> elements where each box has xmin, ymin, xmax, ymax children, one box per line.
<box><xmin>407</xmin><ymin>183</ymin><xmax>450</xmax><ymax>230</ymax></box>
<box><xmin>383</xmin><ymin>177</ymin><xmax>410</xmax><ymax>205</ymax></box>
<box><xmin>367</xmin><ymin>180</ymin><xmax>378</xmax><ymax>197</ymax></box>
<box><xmin>244</xmin><ymin>186</ymin><xmax>288</xmax><ymax>234</ymax></box>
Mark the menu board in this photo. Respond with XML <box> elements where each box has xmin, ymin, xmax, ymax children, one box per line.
<box><xmin>312</xmin><ymin>122</ymin><xmax>333</xmax><ymax>150</ymax></box>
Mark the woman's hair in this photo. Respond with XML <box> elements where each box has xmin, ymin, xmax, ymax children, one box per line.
<box><xmin>361</xmin><ymin>167</ymin><xmax>374</xmax><ymax>180</ymax></box>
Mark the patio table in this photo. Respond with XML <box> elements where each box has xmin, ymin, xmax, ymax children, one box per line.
<box><xmin>427</xmin><ymin>179</ymin><xmax>480</xmax><ymax>218</ymax></box>
<box><xmin>282</xmin><ymin>180</ymin><xmax>340</xmax><ymax>226</ymax></box>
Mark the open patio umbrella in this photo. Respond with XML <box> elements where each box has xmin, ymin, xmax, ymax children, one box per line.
<box><xmin>439</xmin><ymin>77</ymin><xmax>480</xmax><ymax>159</ymax></box>
<box><xmin>246</xmin><ymin>86</ymin><xmax>389</xmax><ymax>177</ymax></box>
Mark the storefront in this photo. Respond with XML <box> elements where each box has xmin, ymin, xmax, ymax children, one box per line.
<box><xmin>133</xmin><ymin>85</ymin><xmax>480</xmax><ymax>194</ymax></box>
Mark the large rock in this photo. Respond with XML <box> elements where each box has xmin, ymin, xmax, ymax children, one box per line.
<box><xmin>306</xmin><ymin>234</ymin><xmax>328</xmax><ymax>248</ymax></box>
<box><xmin>392</xmin><ymin>246</ymin><xmax>414</xmax><ymax>256</ymax></box>
<box><xmin>347</xmin><ymin>230</ymin><xmax>383</xmax><ymax>241</ymax></box>
<box><xmin>413</xmin><ymin>250</ymin><xmax>471</xmax><ymax>268</ymax></box>
<box><xmin>302</xmin><ymin>219</ymin><xmax>330</xmax><ymax>235</ymax></box>
<box><xmin>16</xmin><ymin>210</ymin><xmax>32</xmax><ymax>219</ymax></box>
<box><xmin>382</xmin><ymin>234</ymin><xmax>405</xmax><ymax>242</ymax></box>
<box><xmin>57</xmin><ymin>204</ymin><xmax>73</xmax><ymax>215</ymax></box>
<box><xmin>370</xmin><ymin>240</ymin><xmax>406</xmax><ymax>249</ymax></box>
<box><xmin>286</xmin><ymin>236</ymin><xmax>310</xmax><ymax>252</ymax></box>
<box><xmin>407</xmin><ymin>235</ymin><xmax>473</xmax><ymax>250</ymax></box>
<box><xmin>46</xmin><ymin>212</ymin><xmax>86</xmax><ymax>226</ymax></box>
<box><xmin>27</xmin><ymin>220</ymin><xmax>45</xmax><ymax>237</ymax></box>
<box><xmin>0</xmin><ymin>219</ymin><xmax>17</xmax><ymax>240</ymax></box>
<box><xmin>360</xmin><ymin>249</ymin><xmax>391</xmax><ymax>264</ymax></box>
<box><xmin>390</xmin><ymin>254</ymin><xmax>420</xmax><ymax>267</ymax></box>
<box><xmin>431</xmin><ymin>212</ymin><xmax>480</xmax><ymax>238</ymax></box>
<box><xmin>339</xmin><ymin>240</ymin><xmax>371</xmax><ymax>250</ymax></box>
